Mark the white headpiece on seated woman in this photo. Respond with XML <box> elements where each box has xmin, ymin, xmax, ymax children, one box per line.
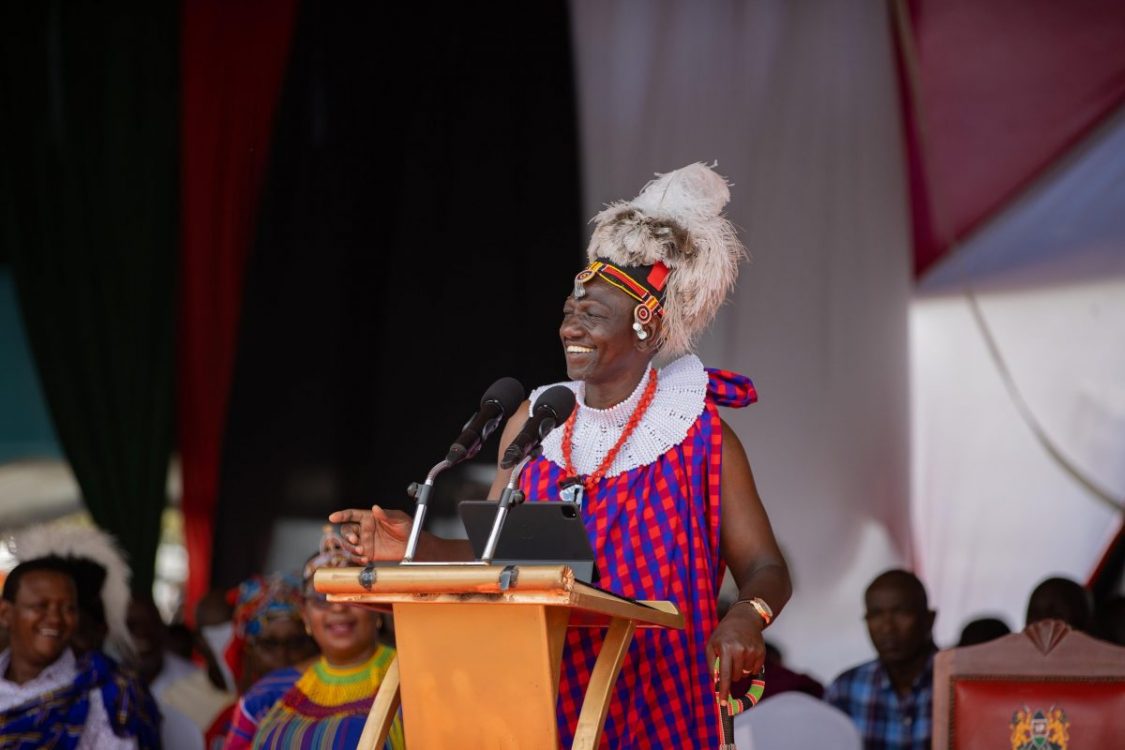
<box><xmin>7</xmin><ymin>522</ymin><xmax>136</xmax><ymax>660</ymax></box>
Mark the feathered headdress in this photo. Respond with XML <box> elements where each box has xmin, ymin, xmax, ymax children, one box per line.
<box><xmin>584</xmin><ymin>162</ymin><xmax>746</xmax><ymax>358</ymax></box>
<box><xmin>7</xmin><ymin>522</ymin><xmax>136</xmax><ymax>659</ymax></box>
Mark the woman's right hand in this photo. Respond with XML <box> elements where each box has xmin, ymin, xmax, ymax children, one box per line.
<box><xmin>328</xmin><ymin>505</ymin><xmax>413</xmax><ymax>563</ymax></box>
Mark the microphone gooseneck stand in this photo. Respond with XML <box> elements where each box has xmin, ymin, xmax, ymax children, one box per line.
<box><xmin>480</xmin><ymin>446</ymin><xmax>541</xmax><ymax>564</ymax></box>
<box><xmin>399</xmin><ymin>446</ymin><xmax>542</xmax><ymax>568</ymax></box>
<box><xmin>401</xmin><ymin>458</ymin><xmax>453</xmax><ymax>562</ymax></box>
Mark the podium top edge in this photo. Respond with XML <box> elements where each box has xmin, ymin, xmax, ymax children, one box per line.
<box><xmin>314</xmin><ymin>563</ymin><xmax>576</xmax><ymax>595</ymax></box>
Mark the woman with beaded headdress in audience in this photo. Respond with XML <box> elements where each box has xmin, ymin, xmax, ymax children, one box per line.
<box><xmin>200</xmin><ymin>571</ymin><xmax>315</xmax><ymax>748</ymax></box>
<box><xmin>223</xmin><ymin>528</ymin><xmax>403</xmax><ymax>750</ymax></box>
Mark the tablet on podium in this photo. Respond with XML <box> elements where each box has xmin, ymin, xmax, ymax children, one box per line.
<box><xmin>458</xmin><ymin>499</ymin><xmax>599</xmax><ymax>584</ymax></box>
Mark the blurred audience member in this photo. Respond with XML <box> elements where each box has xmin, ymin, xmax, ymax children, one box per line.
<box><xmin>127</xmin><ymin>595</ymin><xmax>207</xmax><ymax>749</ymax></box>
<box><xmin>161</xmin><ymin>636</ymin><xmax>232</xmax><ymax>745</ymax></box>
<box><xmin>127</xmin><ymin>595</ymin><xmax>201</xmax><ymax>696</ymax></box>
<box><xmin>760</xmin><ymin>641</ymin><xmax>824</xmax><ymax>700</ymax></box>
<box><xmin>0</xmin><ymin>573</ymin><xmax>8</xmax><ymax>652</ymax></box>
<box><xmin>225</xmin><ymin>574</ymin><xmax>316</xmax><ymax>695</ymax></box>
<box><xmin>1025</xmin><ymin>576</ymin><xmax>1092</xmax><ymax>632</ymax></box>
<box><xmin>223</xmin><ymin>529</ymin><xmax>403</xmax><ymax>750</ymax></box>
<box><xmin>1093</xmin><ymin>595</ymin><xmax>1125</xmax><ymax>646</ymax></box>
<box><xmin>0</xmin><ymin>556</ymin><xmax>160</xmax><ymax>749</ymax></box>
<box><xmin>202</xmin><ymin>572</ymin><xmax>314</xmax><ymax>748</ymax></box>
<box><xmin>956</xmin><ymin>617</ymin><xmax>1011</xmax><ymax>647</ymax></box>
<box><xmin>155</xmin><ymin>590</ymin><xmax>239</xmax><ymax>738</ymax></box>
<box><xmin>0</xmin><ymin>570</ymin><xmax>11</xmax><ymax>654</ymax></box>
<box><xmin>826</xmin><ymin>569</ymin><xmax>936</xmax><ymax>750</ymax></box>
<box><xmin>196</xmin><ymin>589</ymin><xmax>236</xmax><ymax>692</ymax></box>
<box><xmin>166</xmin><ymin>623</ymin><xmax>196</xmax><ymax>662</ymax></box>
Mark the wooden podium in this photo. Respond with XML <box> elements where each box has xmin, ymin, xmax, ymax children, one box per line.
<box><xmin>314</xmin><ymin>563</ymin><xmax>683</xmax><ymax>750</ymax></box>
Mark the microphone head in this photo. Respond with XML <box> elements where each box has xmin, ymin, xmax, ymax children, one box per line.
<box><xmin>499</xmin><ymin>386</ymin><xmax>576</xmax><ymax>470</ymax></box>
<box><xmin>446</xmin><ymin>377</ymin><xmax>526</xmax><ymax>465</ymax></box>
<box><xmin>482</xmin><ymin>376</ymin><xmax>526</xmax><ymax>417</ymax></box>
<box><xmin>533</xmin><ymin>385</ymin><xmax>576</xmax><ymax>423</ymax></box>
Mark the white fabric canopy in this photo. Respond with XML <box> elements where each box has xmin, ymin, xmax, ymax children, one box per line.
<box><xmin>912</xmin><ymin>107</ymin><xmax>1125</xmax><ymax>645</ymax></box>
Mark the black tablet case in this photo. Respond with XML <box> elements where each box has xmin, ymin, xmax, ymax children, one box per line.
<box><xmin>458</xmin><ymin>500</ymin><xmax>599</xmax><ymax>584</ymax></box>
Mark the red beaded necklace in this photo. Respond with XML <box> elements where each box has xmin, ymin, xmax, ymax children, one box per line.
<box><xmin>561</xmin><ymin>369</ymin><xmax>660</xmax><ymax>498</ymax></box>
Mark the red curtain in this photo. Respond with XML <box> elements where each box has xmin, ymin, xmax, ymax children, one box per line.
<box><xmin>179</xmin><ymin>0</ymin><xmax>298</xmax><ymax>620</ymax></box>
<box><xmin>895</xmin><ymin>0</ymin><xmax>1125</xmax><ymax>277</ymax></box>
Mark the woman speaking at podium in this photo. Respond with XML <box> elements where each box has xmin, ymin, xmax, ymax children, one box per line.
<box><xmin>331</xmin><ymin>163</ymin><xmax>790</xmax><ymax>749</ymax></box>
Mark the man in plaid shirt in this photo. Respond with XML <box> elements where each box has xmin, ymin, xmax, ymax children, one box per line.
<box><xmin>825</xmin><ymin>570</ymin><xmax>937</xmax><ymax>750</ymax></box>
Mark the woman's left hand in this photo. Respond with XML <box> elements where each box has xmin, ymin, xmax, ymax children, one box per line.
<box><xmin>707</xmin><ymin>605</ymin><xmax>766</xmax><ymax>704</ymax></box>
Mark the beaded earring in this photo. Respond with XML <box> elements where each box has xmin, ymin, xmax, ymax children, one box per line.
<box><xmin>632</xmin><ymin>303</ymin><xmax>652</xmax><ymax>341</ymax></box>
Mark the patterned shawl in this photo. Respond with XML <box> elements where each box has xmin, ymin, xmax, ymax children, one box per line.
<box><xmin>0</xmin><ymin>650</ymin><xmax>160</xmax><ymax>750</ymax></box>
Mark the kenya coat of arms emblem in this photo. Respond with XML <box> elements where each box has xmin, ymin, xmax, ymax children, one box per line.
<box><xmin>1010</xmin><ymin>706</ymin><xmax>1069</xmax><ymax>750</ymax></box>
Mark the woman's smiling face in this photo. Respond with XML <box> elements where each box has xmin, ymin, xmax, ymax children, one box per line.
<box><xmin>1</xmin><ymin>570</ymin><xmax>78</xmax><ymax>673</ymax></box>
<box><xmin>303</xmin><ymin>592</ymin><xmax>380</xmax><ymax>666</ymax></box>
<box><xmin>560</xmin><ymin>279</ymin><xmax>657</xmax><ymax>388</ymax></box>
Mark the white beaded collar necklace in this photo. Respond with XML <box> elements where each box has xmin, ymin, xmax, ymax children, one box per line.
<box><xmin>529</xmin><ymin>354</ymin><xmax>708</xmax><ymax>478</ymax></box>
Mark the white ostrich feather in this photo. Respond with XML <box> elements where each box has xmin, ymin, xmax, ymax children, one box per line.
<box><xmin>9</xmin><ymin>523</ymin><xmax>136</xmax><ymax>659</ymax></box>
<box><xmin>586</xmin><ymin>162</ymin><xmax>746</xmax><ymax>358</ymax></box>
<box><xmin>631</xmin><ymin>162</ymin><xmax>732</xmax><ymax>222</ymax></box>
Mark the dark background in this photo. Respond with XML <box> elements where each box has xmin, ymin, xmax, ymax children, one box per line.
<box><xmin>211</xmin><ymin>3</ymin><xmax>586</xmax><ymax>583</ymax></box>
<box><xmin>2</xmin><ymin>1</ymin><xmax>584</xmax><ymax>588</ymax></box>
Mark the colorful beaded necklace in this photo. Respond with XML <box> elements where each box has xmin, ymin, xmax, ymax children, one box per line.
<box><xmin>295</xmin><ymin>647</ymin><xmax>390</xmax><ymax>708</ymax></box>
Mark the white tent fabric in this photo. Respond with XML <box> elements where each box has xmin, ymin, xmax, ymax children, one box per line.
<box><xmin>571</xmin><ymin>0</ymin><xmax>911</xmax><ymax>682</ymax></box>
<box><xmin>912</xmin><ymin>107</ymin><xmax>1125</xmax><ymax>645</ymax></box>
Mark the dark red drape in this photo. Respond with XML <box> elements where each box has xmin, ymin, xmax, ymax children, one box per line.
<box><xmin>895</xmin><ymin>0</ymin><xmax>1125</xmax><ymax>277</ymax></box>
<box><xmin>179</xmin><ymin>0</ymin><xmax>298</xmax><ymax>619</ymax></box>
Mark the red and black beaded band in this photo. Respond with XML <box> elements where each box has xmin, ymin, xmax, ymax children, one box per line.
<box><xmin>574</xmin><ymin>259</ymin><xmax>669</xmax><ymax>318</ymax></box>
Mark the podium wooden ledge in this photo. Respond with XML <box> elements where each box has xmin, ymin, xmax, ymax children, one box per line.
<box><xmin>314</xmin><ymin>564</ymin><xmax>683</xmax><ymax>749</ymax></box>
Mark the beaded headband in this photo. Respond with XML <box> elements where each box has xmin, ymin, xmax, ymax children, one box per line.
<box><xmin>573</xmin><ymin>259</ymin><xmax>669</xmax><ymax>321</ymax></box>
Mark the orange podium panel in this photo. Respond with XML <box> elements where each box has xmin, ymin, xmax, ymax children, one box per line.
<box><xmin>314</xmin><ymin>563</ymin><xmax>683</xmax><ymax>750</ymax></box>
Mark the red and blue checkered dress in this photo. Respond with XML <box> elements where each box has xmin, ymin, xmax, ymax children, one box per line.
<box><xmin>519</xmin><ymin>367</ymin><xmax>756</xmax><ymax>749</ymax></box>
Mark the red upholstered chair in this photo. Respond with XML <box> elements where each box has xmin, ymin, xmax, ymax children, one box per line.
<box><xmin>933</xmin><ymin>619</ymin><xmax>1125</xmax><ymax>749</ymax></box>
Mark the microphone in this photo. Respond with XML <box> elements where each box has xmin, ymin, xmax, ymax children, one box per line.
<box><xmin>500</xmin><ymin>385</ymin><xmax>576</xmax><ymax>469</ymax></box>
<box><xmin>445</xmin><ymin>377</ymin><xmax>526</xmax><ymax>464</ymax></box>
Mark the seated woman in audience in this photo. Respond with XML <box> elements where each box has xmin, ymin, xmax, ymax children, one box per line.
<box><xmin>223</xmin><ymin>529</ymin><xmax>403</xmax><ymax>750</ymax></box>
<box><xmin>0</xmin><ymin>556</ymin><xmax>160</xmax><ymax>750</ymax></box>
<box><xmin>201</xmin><ymin>572</ymin><xmax>315</xmax><ymax>748</ymax></box>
